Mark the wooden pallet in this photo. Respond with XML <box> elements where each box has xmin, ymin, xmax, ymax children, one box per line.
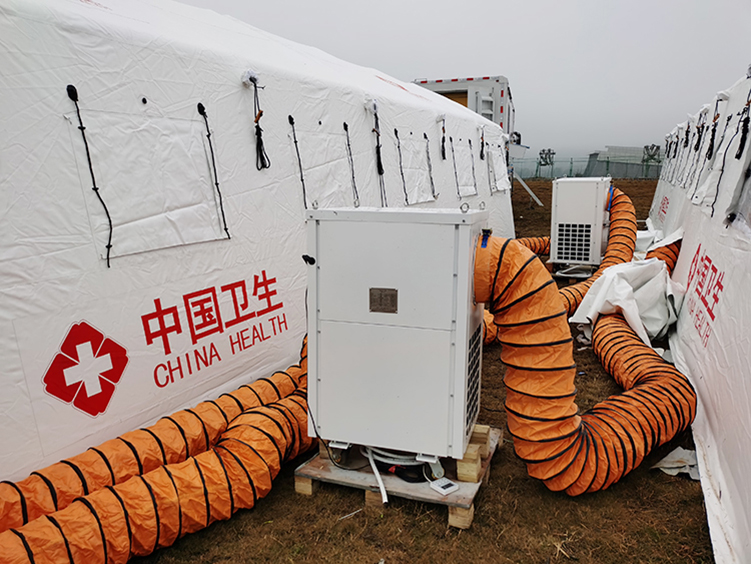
<box><xmin>294</xmin><ymin>426</ymin><xmax>502</xmax><ymax>529</ymax></box>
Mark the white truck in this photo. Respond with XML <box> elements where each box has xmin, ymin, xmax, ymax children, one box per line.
<box><xmin>415</xmin><ymin>75</ymin><xmax>537</xmax><ymax>202</ymax></box>
<box><xmin>413</xmin><ymin>75</ymin><xmax>522</xmax><ymax>151</ymax></box>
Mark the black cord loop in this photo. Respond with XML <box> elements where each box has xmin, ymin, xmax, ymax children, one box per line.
<box><xmin>371</xmin><ymin>103</ymin><xmax>387</xmax><ymax>207</ymax></box>
<box><xmin>394</xmin><ymin>129</ymin><xmax>409</xmax><ymax>205</ymax></box>
<box><xmin>288</xmin><ymin>115</ymin><xmax>309</xmax><ymax>209</ymax></box>
<box><xmin>244</xmin><ymin>74</ymin><xmax>271</xmax><ymax>170</ymax></box>
<box><xmin>424</xmin><ymin>133</ymin><xmax>437</xmax><ymax>199</ymax></box>
<box><xmin>67</xmin><ymin>84</ymin><xmax>114</xmax><ymax>267</ymax></box>
<box><xmin>440</xmin><ymin>117</ymin><xmax>446</xmax><ymax>160</ymax></box>
<box><xmin>197</xmin><ymin>103</ymin><xmax>230</xmax><ymax>239</ymax></box>
<box><xmin>343</xmin><ymin>122</ymin><xmax>360</xmax><ymax>207</ymax></box>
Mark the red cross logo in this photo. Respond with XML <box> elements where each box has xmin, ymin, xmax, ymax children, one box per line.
<box><xmin>43</xmin><ymin>321</ymin><xmax>128</xmax><ymax>417</ymax></box>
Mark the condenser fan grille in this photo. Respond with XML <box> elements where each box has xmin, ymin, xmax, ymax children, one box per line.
<box><xmin>556</xmin><ymin>223</ymin><xmax>592</xmax><ymax>262</ymax></box>
<box><xmin>465</xmin><ymin>324</ymin><xmax>482</xmax><ymax>439</ymax></box>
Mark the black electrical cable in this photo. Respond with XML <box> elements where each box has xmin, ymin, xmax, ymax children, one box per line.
<box><xmin>694</xmin><ymin>123</ymin><xmax>705</xmax><ymax>151</ymax></box>
<box><xmin>371</xmin><ymin>104</ymin><xmax>387</xmax><ymax>207</ymax></box>
<box><xmin>67</xmin><ymin>84</ymin><xmax>114</xmax><ymax>267</ymax></box>
<box><xmin>440</xmin><ymin>117</ymin><xmax>446</xmax><ymax>160</ymax></box>
<box><xmin>676</xmin><ymin>125</ymin><xmax>695</xmax><ymax>187</ymax></box>
<box><xmin>666</xmin><ymin>134</ymin><xmax>681</xmax><ymax>184</ymax></box>
<box><xmin>468</xmin><ymin>139</ymin><xmax>478</xmax><ymax>195</ymax></box>
<box><xmin>197</xmin><ymin>103</ymin><xmax>230</xmax><ymax>239</ymax></box>
<box><xmin>717</xmin><ymin>114</ymin><xmax>734</xmax><ymax>157</ymax></box>
<box><xmin>424</xmin><ymin>133</ymin><xmax>437</xmax><ymax>199</ymax></box>
<box><xmin>706</xmin><ymin>120</ymin><xmax>718</xmax><ymax>160</ymax></box>
<box><xmin>245</xmin><ymin>75</ymin><xmax>271</xmax><ymax>170</ymax></box>
<box><xmin>288</xmin><ymin>115</ymin><xmax>309</xmax><ymax>209</ymax></box>
<box><xmin>343</xmin><ymin>122</ymin><xmax>360</xmax><ymax>206</ymax></box>
<box><xmin>394</xmin><ymin>128</ymin><xmax>410</xmax><ymax>205</ymax></box>
<box><xmin>711</xmin><ymin>106</ymin><xmax>748</xmax><ymax>217</ymax></box>
<box><xmin>672</xmin><ymin>128</ymin><xmax>692</xmax><ymax>185</ymax></box>
<box><xmin>450</xmin><ymin>137</ymin><xmax>461</xmax><ymax>199</ymax></box>
<box><xmin>304</xmin><ymin>400</ymin><xmax>370</xmax><ymax>472</ymax></box>
<box><xmin>736</xmin><ymin>112</ymin><xmax>749</xmax><ymax>160</ymax></box>
<box><xmin>691</xmin><ymin>113</ymin><xmax>719</xmax><ymax>199</ymax></box>
<box><xmin>686</xmin><ymin>119</ymin><xmax>709</xmax><ymax>192</ymax></box>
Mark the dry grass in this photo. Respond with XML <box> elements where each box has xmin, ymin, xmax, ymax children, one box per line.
<box><xmin>133</xmin><ymin>178</ymin><xmax>713</xmax><ymax>564</ymax></box>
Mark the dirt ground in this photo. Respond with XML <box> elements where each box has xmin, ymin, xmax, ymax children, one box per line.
<box><xmin>133</xmin><ymin>179</ymin><xmax>713</xmax><ymax>564</ymax></box>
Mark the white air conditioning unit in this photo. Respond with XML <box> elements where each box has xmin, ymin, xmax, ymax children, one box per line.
<box><xmin>550</xmin><ymin>177</ymin><xmax>611</xmax><ymax>266</ymax></box>
<box><xmin>306</xmin><ymin>208</ymin><xmax>488</xmax><ymax>460</ymax></box>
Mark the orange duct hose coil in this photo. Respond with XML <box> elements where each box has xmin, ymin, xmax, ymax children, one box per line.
<box><xmin>490</xmin><ymin>187</ymin><xmax>636</xmax><ymax>347</ymax></box>
<box><xmin>0</xmin><ymin>339</ymin><xmax>314</xmax><ymax>563</ymax></box>
<box><xmin>645</xmin><ymin>239</ymin><xmax>681</xmax><ymax>272</ymax></box>
<box><xmin>558</xmin><ymin>188</ymin><xmax>637</xmax><ymax>315</ymax></box>
<box><xmin>515</xmin><ymin>236</ymin><xmax>550</xmax><ymax>257</ymax></box>
<box><xmin>475</xmin><ymin>236</ymin><xmax>696</xmax><ymax>495</ymax></box>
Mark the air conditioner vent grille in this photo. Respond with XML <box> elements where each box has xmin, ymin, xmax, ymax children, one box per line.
<box><xmin>556</xmin><ymin>223</ymin><xmax>592</xmax><ymax>263</ymax></box>
<box><xmin>465</xmin><ymin>324</ymin><xmax>482</xmax><ymax>438</ymax></box>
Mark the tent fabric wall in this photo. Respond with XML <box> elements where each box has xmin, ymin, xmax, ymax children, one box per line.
<box><xmin>648</xmin><ymin>73</ymin><xmax>751</xmax><ymax>564</ymax></box>
<box><xmin>0</xmin><ymin>0</ymin><xmax>515</xmax><ymax>482</ymax></box>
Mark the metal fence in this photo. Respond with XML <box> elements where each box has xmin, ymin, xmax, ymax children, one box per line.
<box><xmin>511</xmin><ymin>156</ymin><xmax>662</xmax><ymax>179</ymax></box>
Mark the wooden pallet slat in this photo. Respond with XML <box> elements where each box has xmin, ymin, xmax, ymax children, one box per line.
<box><xmin>294</xmin><ymin>426</ymin><xmax>502</xmax><ymax>529</ymax></box>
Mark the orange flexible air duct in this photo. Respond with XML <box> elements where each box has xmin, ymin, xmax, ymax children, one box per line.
<box><xmin>514</xmin><ymin>187</ymin><xmax>638</xmax><ymax>315</ymax></box>
<box><xmin>645</xmin><ymin>239</ymin><xmax>681</xmax><ymax>272</ymax></box>
<box><xmin>476</xmin><ymin>236</ymin><xmax>695</xmax><ymax>495</ymax></box>
<box><xmin>515</xmin><ymin>236</ymin><xmax>550</xmax><ymax>257</ymax></box>
<box><xmin>0</xmin><ymin>391</ymin><xmax>313</xmax><ymax>563</ymax></box>
<box><xmin>484</xmin><ymin>187</ymin><xmax>637</xmax><ymax>346</ymax></box>
<box><xmin>0</xmin><ymin>340</ymin><xmax>313</xmax><ymax>563</ymax></box>
<box><xmin>558</xmin><ymin>188</ymin><xmax>637</xmax><ymax>315</ymax></box>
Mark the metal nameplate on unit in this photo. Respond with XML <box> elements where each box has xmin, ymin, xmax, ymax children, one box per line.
<box><xmin>369</xmin><ymin>288</ymin><xmax>398</xmax><ymax>313</ymax></box>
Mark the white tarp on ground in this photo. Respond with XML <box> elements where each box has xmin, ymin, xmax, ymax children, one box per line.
<box><xmin>649</xmin><ymin>71</ymin><xmax>751</xmax><ymax>564</ymax></box>
<box><xmin>0</xmin><ymin>0</ymin><xmax>515</xmax><ymax>481</ymax></box>
<box><xmin>570</xmin><ymin>258</ymin><xmax>684</xmax><ymax>345</ymax></box>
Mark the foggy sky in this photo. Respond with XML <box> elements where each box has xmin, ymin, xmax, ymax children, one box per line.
<box><xmin>178</xmin><ymin>0</ymin><xmax>750</xmax><ymax>158</ymax></box>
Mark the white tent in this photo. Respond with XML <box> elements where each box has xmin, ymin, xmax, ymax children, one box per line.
<box><xmin>649</xmin><ymin>71</ymin><xmax>751</xmax><ymax>564</ymax></box>
<box><xmin>0</xmin><ymin>0</ymin><xmax>515</xmax><ymax>481</ymax></box>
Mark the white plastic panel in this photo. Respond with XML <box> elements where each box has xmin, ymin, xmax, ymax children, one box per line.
<box><xmin>317</xmin><ymin>220</ymin><xmax>456</xmax><ymax>331</ymax></box>
<box><xmin>316</xmin><ymin>321</ymin><xmax>452</xmax><ymax>455</ymax></box>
